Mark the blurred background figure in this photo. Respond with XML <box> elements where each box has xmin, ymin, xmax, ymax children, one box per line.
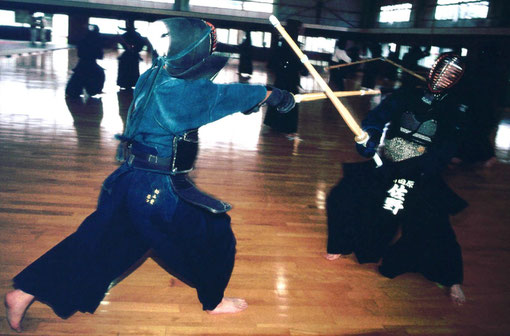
<box><xmin>238</xmin><ymin>30</ymin><xmax>253</xmax><ymax>79</ymax></box>
<box><xmin>29</xmin><ymin>12</ymin><xmax>47</xmax><ymax>47</ymax></box>
<box><xmin>117</xmin><ymin>19</ymin><xmax>151</xmax><ymax>90</ymax></box>
<box><xmin>345</xmin><ymin>43</ymin><xmax>361</xmax><ymax>82</ymax></box>
<box><xmin>328</xmin><ymin>39</ymin><xmax>351</xmax><ymax>91</ymax></box>
<box><xmin>264</xmin><ymin>19</ymin><xmax>307</xmax><ymax>138</ymax></box>
<box><xmin>400</xmin><ymin>46</ymin><xmax>429</xmax><ymax>88</ymax></box>
<box><xmin>450</xmin><ymin>46</ymin><xmax>503</xmax><ymax>167</ymax></box>
<box><xmin>65</xmin><ymin>24</ymin><xmax>105</xmax><ymax>98</ymax></box>
<box><xmin>381</xmin><ymin>46</ymin><xmax>400</xmax><ymax>83</ymax></box>
<box><xmin>361</xmin><ymin>42</ymin><xmax>383</xmax><ymax>89</ymax></box>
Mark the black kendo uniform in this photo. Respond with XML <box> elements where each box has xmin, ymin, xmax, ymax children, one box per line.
<box><xmin>264</xmin><ymin>19</ymin><xmax>306</xmax><ymax>134</ymax></box>
<box><xmin>326</xmin><ymin>55</ymin><xmax>467</xmax><ymax>287</ymax></box>
<box><xmin>65</xmin><ymin>25</ymin><xmax>105</xmax><ymax>98</ymax></box>
<box><xmin>238</xmin><ymin>32</ymin><xmax>253</xmax><ymax>76</ymax></box>
<box><xmin>117</xmin><ymin>24</ymin><xmax>148</xmax><ymax>90</ymax></box>
<box><xmin>12</xmin><ymin>17</ymin><xmax>295</xmax><ymax>318</ymax></box>
<box><xmin>328</xmin><ymin>40</ymin><xmax>351</xmax><ymax>91</ymax></box>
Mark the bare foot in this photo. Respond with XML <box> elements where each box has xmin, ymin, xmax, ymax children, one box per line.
<box><xmin>323</xmin><ymin>253</ymin><xmax>342</xmax><ymax>261</ymax></box>
<box><xmin>5</xmin><ymin>289</ymin><xmax>35</xmax><ymax>332</ymax></box>
<box><xmin>450</xmin><ymin>284</ymin><xmax>466</xmax><ymax>305</ymax></box>
<box><xmin>206</xmin><ymin>297</ymin><xmax>248</xmax><ymax>315</ymax></box>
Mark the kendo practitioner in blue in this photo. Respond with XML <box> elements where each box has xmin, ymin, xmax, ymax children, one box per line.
<box><xmin>324</xmin><ymin>53</ymin><xmax>468</xmax><ymax>305</ymax></box>
<box><xmin>5</xmin><ymin>17</ymin><xmax>295</xmax><ymax>332</ymax></box>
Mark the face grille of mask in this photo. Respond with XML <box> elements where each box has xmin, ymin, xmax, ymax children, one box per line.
<box><xmin>428</xmin><ymin>53</ymin><xmax>464</xmax><ymax>93</ymax></box>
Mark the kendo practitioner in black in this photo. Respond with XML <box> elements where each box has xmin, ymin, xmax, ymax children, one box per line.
<box><xmin>238</xmin><ymin>31</ymin><xmax>253</xmax><ymax>78</ymax></box>
<box><xmin>65</xmin><ymin>24</ymin><xmax>105</xmax><ymax>98</ymax></box>
<box><xmin>264</xmin><ymin>19</ymin><xmax>306</xmax><ymax>137</ymax></box>
<box><xmin>324</xmin><ymin>53</ymin><xmax>468</xmax><ymax>305</ymax></box>
<box><xmin>117</xmin><ymin>20</ymin><xmax>150</xmax><ymax>90</ymax></box>
<box><xmin>5</xmin><ymin>17</ymin><xmax>296</xmax><ymax>332</ymax></box>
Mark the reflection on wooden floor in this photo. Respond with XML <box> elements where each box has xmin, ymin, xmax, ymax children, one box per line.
<box><xmin>1</xmin><ymin>48</ymin><xmax>510</xmax><ymax>336</ymax></box>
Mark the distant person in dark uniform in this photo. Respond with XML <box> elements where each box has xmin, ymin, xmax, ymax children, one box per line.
<box><xmin>65</xmin><ymin>24</ymin><xmax>105</xmax><ymax>98</ymax></box>
<box><xmin>361</xmin><ymin>43</ymin><xmax>383</xmax><ymax>89</ymax></box>
<box><xmin>238</xmin><ymin>31</ymin><xmax>253</xmax><ymax>78</ymax></box>
<box><xmin>450</xmin><ymin>46</ymin><xmax>502</xmax><ymax>167</ymax></box>
<box><xmin>345</xmin><ymin>44</ymin><xmax>361</xmax><ymax>81</ymax></box>
<box><xmin>328</xmin><ymin>39</ymin><xmax>352</xmax><ymax>91</ymax></box>
<box><xmin>117</xmin><ymin>20</ymin><xmax>151</xmax><ymax>90</ymax></box>
<box><xmin>381</xmin><ymin>49</ymin><xmax>400</xmax><ymax>82</ymax></box>
<box><xmin>400</xmin><ymin>46</ymin><xmax>429</xmax><ymax>88</ymax></box>
<box><xmin>30</xmin><ymin>12</ymin><xmax>47</xmax><ymax>47</ymax></box>
<box><xmin>264</xmin><ymin>19</ymin><xmax>307</xmax><ymax>137</ymax></box>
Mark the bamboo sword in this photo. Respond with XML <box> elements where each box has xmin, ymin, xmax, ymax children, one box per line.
<box><xmin>269</xmin><ymin>15</ymin><xmax>383</xmax><ymax>167</ymax></box>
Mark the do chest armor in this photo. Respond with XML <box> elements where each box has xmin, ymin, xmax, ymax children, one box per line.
<box><xmin>171</xmin><ymin>129</ymin><xmax>199</xmax><ymax>174</ymax></box>
<box><xmin>383</xmin><ymin>109</ymin><xmax>438</xmax><ymax>162</ymax></box>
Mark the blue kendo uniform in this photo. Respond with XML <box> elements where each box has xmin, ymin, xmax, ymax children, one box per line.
<box><xmin>12</xmin><ymin>63</ymin><xmax>271</xmax><ymax>317</ymax></box>
<box><xmin>11</xmin><ymin>12</ymin><xmax>301</xmax><ymax>315</ymax></box>
<box><xmin>125</xmin><ymin>63</ymin><xmax>266</xmax><ymax>157</ymax></box>
<box><xmin>14</xmin><ymin>63</ymin><xmax>267</xmax><ymax>317</ymax></box>
<box><xmin>12</xmin><ymin>17</ymin><xmax>295</xmax><ymax>318</ymax></box>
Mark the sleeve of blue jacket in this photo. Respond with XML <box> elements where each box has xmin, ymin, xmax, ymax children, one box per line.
<box><xmin>155</xmin><ymin>79</ymin><xmax>267</xmax><ymax>134</ymax></box>
<box><xmin>361</xmin><ymin>93</ymin><xmax>399</xmax><ymax>132</ymax></box>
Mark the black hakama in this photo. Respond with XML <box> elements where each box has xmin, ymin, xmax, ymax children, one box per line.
<box><xmin>326</xmin><ymin>159</ymin><xmax>466</xmax><ymax>286</ymax></box>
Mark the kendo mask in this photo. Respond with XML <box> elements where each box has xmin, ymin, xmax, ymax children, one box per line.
<box><xmin>148</xmin><ymin>17</ymin><xmax>228</xmax><ymax>80</ymax></box>
<box><xmin>427</xmin><ymin>52</ymin><xmax>465</xmax><ymax>94</ymax></box>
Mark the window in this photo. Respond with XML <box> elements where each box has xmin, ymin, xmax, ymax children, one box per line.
<box><xmin>419</xmin><ymin>46</ymin><xmax>468</xmax><ymax>68</ymax></box>
<box><xmin>0</xmin><ymin>9</ymin><xmax>42</xmax><ymax>27</ymax></box>
<box><xmin>191</xmin><ymin>0</ymin><xmax>241</xmax><ymax>10</ymax></box>
<box><xmin>0</xmin><ymin>10</ymin><xmax>22</xmax><ymax>26</ymax></box>
<box><xmin>251</xmin><ymin>31</ymin><xmax>271</xmax><ymax>48</ymax></box>
<box><xmin>89</xmin><ymin>17</ymin><xmax>126</xmax><ymax>34</ymax></box>
<box><xmin>133</xmin><ymin>20</ymin><xmax>151</xmax><ymax>38</ymax></box>
<box><xmin>242</xmin><ymin>0</ymin><xmax>273</xmax><ymax>13</ymax></box>
<box><xmin>140</xmin><ymin>0</ymin><xmax>174</xmax><ymax>3</ymax></box>
<box><xmin>52</xmin><ymin>14</ymin><xmax>69</xmax><ymax>44</ymax></box>
<box><xmin>216</xmin><ymin>28</ymin><xmax>239</xmax><ymax>45</ymax></box>
<box><xmin>435</xmin><ymin>0</ymin><xmax>489</xmax><ymax>20</ymax></box>
<box><xmin>379</xmin><ymin>3</ymin><xmax>412</xmax><ymax>23</ymax></box>
<box><xmin>216</xmin><ymin>28</ymin><xmax>271</xmax><ymax>48</ymax></box>
<box><xmin>300</xmin><ymin>36</ymin><xmax>336</xmax><ymax>54</ymax></box>
<box><xmin>190</xmin><ymin>0</ymin><xmax>273</xmax><ymax>13</ymax></box>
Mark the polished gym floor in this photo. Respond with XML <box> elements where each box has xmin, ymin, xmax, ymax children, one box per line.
<box><xmin>1</xmin><ymin>41</ymin><xmax>510</xmax><ymax>335</ymax></box>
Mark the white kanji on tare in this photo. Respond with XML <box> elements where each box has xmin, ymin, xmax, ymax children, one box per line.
<box><xmin>383</xmin><ymin>179</ymin><xmax>415</xmax><ymax>215</ymax></box>
<box><xmin>146</xmin><ymin>189</ymin><xmax>160</xmax><ymax>205</ymax></box>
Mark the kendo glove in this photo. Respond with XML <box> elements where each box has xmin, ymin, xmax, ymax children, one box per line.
<box><xmin>265</xmin><ymin>87</ymin><xmax>296</xmax><ymax>113</ymax></box>
<box><xmin>356</xmin><ymin>128</ymin><xmax>382</xmax><ymax>158</ymax></box>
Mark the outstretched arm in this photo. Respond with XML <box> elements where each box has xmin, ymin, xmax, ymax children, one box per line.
<box><xmin>156</xmin><ymin>80</ymin><xmax>294</xmax><ymax>133</ymax></box>
<box><xmin>362</xmin><ymin>94</ymin><xmax>398</xmax><ymax>132</ymax></box>
<box><xmin>355</xmin><ymin>94</ymin><xmax>397</xmax><ymax>158</ymax></box>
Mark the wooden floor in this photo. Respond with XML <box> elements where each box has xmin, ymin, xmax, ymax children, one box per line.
<box><xmin>1</xmin><ymin>46</ymin><xmax>510</xmax><ymax>336</ymax></box>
